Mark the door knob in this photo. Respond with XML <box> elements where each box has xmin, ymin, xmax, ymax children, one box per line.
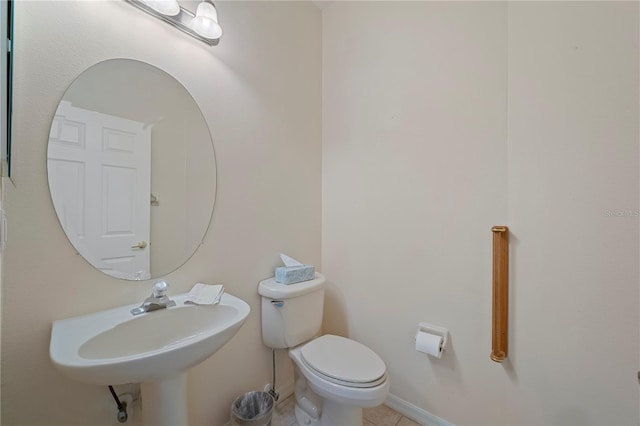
<box><xmin>131</xmin><ymin>241</ymin><xmax>147</xmax><ymax>249</ymax></box>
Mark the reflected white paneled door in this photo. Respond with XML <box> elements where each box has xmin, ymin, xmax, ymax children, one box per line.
<box><xmin>48</xmin><ymin>101</ymin><xmax>151</xmax><ymax>279</ymax></box>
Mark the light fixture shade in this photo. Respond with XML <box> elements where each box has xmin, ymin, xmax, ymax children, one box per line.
<box><xmin>142</xmin><ymin>0</ymin><xmax>180</xmax><ymax>16</ymax></box>
<box><xmin>192</xmin><ymin>1</ymin><xmax>222</xmax><ymax>40</ymax></box>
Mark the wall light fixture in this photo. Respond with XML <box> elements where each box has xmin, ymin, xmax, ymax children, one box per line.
<box><xmin>125</xmin><ymin>0</ymin><xmax>222</xmax><ymax>46</ymax></box>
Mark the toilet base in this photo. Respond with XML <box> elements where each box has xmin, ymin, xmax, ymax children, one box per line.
<box><xmin>320</xmin><ymin>400</ymin><xmax>363</xmax><ymax>426</ymax></box>
<box><xmin>295</xmin><ymin>403</ymin><xmax>319</xmax><ymax>426</ymax></box>
<box><xmin>294</xmin><ymin>399</ymin><xmax>363</xmax><ymax>426</ymax></box>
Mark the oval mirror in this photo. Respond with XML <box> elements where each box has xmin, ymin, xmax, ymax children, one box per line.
<box><xmin>47</xmin><ymin>59</ymin><xmax>216</xmax><ymax>280</ymax></box>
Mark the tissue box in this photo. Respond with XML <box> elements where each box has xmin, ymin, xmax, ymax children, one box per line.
<box><xmin>275</xmin><ymin>265</ymin><xmax>315</xmax><ymax>285</ymax></box>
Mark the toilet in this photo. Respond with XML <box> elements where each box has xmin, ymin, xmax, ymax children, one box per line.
<box><xmin>258</xmin><ymin>273</ymin><xmax>389</xmax><ymax>426</ymax></box>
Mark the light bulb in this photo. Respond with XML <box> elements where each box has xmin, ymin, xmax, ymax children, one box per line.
<box><xmin>192</xmin><ymin>1</ymin><xmax>222</xmax><ymax>40</ymax></box>
<box><xmin>142</xmin><ymin>0</ymin><xmax>180</xmax><ymax>16</ymax></box>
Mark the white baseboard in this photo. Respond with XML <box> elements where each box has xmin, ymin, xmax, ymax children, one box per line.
<box><xmin>385</xmin><ymin>393</ymin><xmax>453</xmax><ymax>426</ymax></box>
<box><xmin>225</xmin><ymin>386</ymin><xmax>451</xmax><ymax>426</ymax></box>
<box><xmin>275</xmin><ymin>380</ymin><xmax>295</xmax><ymax>402</ymax></box>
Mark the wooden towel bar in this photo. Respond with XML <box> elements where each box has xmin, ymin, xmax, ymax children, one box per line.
<box><xmin>491</xmin><ymin>226</ymin><xmax>509</xmax><ymax>363</ymax></box>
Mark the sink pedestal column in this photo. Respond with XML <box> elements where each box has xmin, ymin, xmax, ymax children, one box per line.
<box><xmin>141</xmin><ymin>372</ymin><xmax>188</xmax><ymax>426</ymax></box>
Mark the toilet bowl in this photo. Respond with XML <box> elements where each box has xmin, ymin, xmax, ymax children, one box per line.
<box><xmin>289</xmin><ymin>335</ymin><xmax>389</xmax><ymax>425</ymax></box>
<box><xmin>258</xmin><ymin>274</ymin><xmax>390</xmax><ymax>426</ymax></box>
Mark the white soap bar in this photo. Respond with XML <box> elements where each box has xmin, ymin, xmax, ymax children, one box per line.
<box><xmin>185</xmin><ymin>283</ymin><xmax>224</xmax><ymax>305</ymax></box>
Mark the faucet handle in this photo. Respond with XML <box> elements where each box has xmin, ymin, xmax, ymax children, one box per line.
<box><xmin>152</xmin><ymin>280</ymin><xmax>169</xmax><ymax>297</ymax></box>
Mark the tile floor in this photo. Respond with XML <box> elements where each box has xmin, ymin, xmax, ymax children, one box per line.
<box><xmin>271</xmin><ymin>394</ymin><xmax>421</xmax><ymax>426</ymax></box>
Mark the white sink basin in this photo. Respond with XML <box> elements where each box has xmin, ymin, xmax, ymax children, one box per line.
<box><xmin>50</xmin><ymin>292</ymin><xmax>250</xmax><ymax>386</ymax></box>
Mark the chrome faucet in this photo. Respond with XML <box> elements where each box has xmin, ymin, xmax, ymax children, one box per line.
<box><xmin>130</xmin><ymin>280</ymin><xmax>176</xmax><ymax>316</ymax></box>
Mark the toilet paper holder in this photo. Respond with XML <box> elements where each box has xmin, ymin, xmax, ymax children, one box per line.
<box><xmin>415</xmin><ymin>322</ymin><xmax>448</xmax><ymax>353</ymax></box>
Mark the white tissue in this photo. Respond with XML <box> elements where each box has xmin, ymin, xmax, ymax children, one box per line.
<box><xmin>415</xmin><ymin>331</ymin><xmax>444</xmax><ymax>358</ymax></box>
<box><xmin>280</xmin><ymin>253</ymin><xmax>303</xmax><ymax>268</ymax></box>
<box><xmin>185</xmin><ymin>283</ymin><xmax>224</xmax><ymax>305</ymax></box>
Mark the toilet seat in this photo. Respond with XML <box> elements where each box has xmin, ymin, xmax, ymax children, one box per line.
<box><xmin>300</xmin><ymin>335</ymin><xmax>387</xmax><ymax>389</ymax></box>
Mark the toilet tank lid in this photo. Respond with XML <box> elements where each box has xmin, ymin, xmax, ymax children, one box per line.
<box><xmin>258</xmin><ymin>273</ymin><xmax>326</xmax><ymax>299</ymax></box>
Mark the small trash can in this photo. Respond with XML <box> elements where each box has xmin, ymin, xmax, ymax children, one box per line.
<box><xmin>230</xmin><ymin>391</ymin><xmax>274</xmax><ymax>426</ymax></box>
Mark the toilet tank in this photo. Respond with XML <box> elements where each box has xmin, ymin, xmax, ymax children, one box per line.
<box><xmin>258</xmin><ymin>273</ymin><xmax>326</xmax><ymax>349</ymax></box>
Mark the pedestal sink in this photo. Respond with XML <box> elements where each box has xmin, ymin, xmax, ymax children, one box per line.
<box><xmin>49</xmin><ymin>292</ymin><xmax>250</xmax><ymax>425</ymax></box>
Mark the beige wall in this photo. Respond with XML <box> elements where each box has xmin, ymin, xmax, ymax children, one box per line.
<box><xmin>3</xmin><ymin>1</ymin><xmax>321</xmax><ymax>425</ymax></box>
<box><xmin>4</xmin><ymin>1</ymin><xmax>639</xmax><ymax>425</ymax></box>
<box><xmin>323</xmin><ymin>2</ymin><xmax>638</xmax><ymax>425</ymax></box>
